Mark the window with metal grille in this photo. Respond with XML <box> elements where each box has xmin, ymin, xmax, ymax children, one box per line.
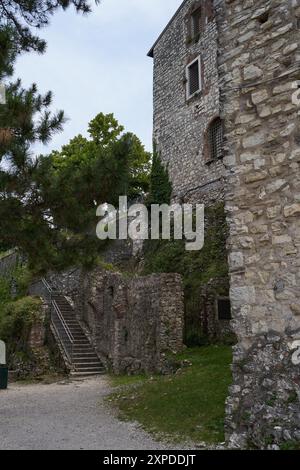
<box><xmin>217</xmin><ymin>298</ymin><xmax>231</xmax><ymax>321</ymax></box>
<box><xmin>191</xmin><ymin>7</ymin><xmax>202</xmax><ymax>37</ymax></box>
<box><xmin>208</xmin><ymin>118</ymin><xmax>223</xmax><ymax>161</ymax></box>
<box><xmin>186</xmin><ymin>57</ymin><xmax>201</xmax><ymax>99</ymax></box>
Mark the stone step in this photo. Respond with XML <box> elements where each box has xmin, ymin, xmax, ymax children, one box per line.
<box><xmin>58</xmin><ymin>323</ymin><xmax>81</xmax><ymax>328</ymax></box>
<box><xmin>70</xmin><ymin>371</ymin><xmax>105</xmax><ymax>377</ymax></box>
<box><xmin>55</xmin><ymin>310</ymin><xmax>74</xmax><ymax>314</ymax></box>
<box><xmin>57</xmin><ymin>332</ymin><xmax>87</xmax><ymax>340</ymax></box>
<box><xmin>72</xmin><ymin>351</ymin><xmax>98</xmax><ymax>356</ymax></box>
<box><xmin>53</xmin><ymin>301</ymin><xmax>71</xmax><ymax>306</ymax></box>
<box><xmin>73</xmin><ymin>361</ymin><xmax>102</xmax><ymax>366</ymax></box>
<box><xmin>73</xmin><ymin>346</ymin><xmax>98</xmax><ymax>357</ymax></box>
<box><xmin>64</xmin><ymin>328</ymin><xmax>84</xmax><ymax>333</ymax></box>
<box><xmin>73</xmin><ymin>341</ymin><xmax>91</xmax><ymax>344</ymax></box>
<box><xmin>73</xmin><ymin>361</ymin><xmax>102</xmax><ymax>370</ymax></box>
<box><xmin>73</xmin><ymin>352</ymin><xmax>99</xmax><ymax>356</ymax></box>
<box><xmin>74</xmin><ymin>366</ymin><xmax>105</xmax><ymax>373</ymax></box>
<box><xmin>49</xmin><ymin>289</ymin><xmax>105</xmax><ymax>375</ymax></box>
<box><xmin>72</xmin><ymin>357</ymin><xmax>103</xmax><ymax>369</ymax></box>
<box><xmin>73</xmin><ymin>348</ymin><xmax>95</xmax><ymax>353</ymax></box>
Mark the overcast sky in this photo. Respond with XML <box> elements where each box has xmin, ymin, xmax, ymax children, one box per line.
<box><xmin>14</xmin><ymin>0</ymin><xmax>183</xmax><ymax>154</ymax></box>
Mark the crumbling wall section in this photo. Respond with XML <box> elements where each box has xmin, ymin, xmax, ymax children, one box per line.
<box><xmin>47</xmin><ymin>268</ymin><xmax>184</xmax><ymax>375</ymax></box>
<box><xmin>80</xmin><ymin>269</ymin><xmax>184</xmax><ymax>374</ymax></box>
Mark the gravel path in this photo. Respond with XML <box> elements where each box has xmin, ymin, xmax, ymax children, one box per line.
<box><xmin>0</xmin><ymin>376</ymin><xmax>187</xmax><ymax>450</ymax></box>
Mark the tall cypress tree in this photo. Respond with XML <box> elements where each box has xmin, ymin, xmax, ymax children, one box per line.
<box><xmin>148</xmin><ymin>143</ymin><xmax>172</xmax><ymax>206</ymax></box>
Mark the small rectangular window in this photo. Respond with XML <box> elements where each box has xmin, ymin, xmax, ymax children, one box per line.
<box><xmin>186</xmin><ymin>57</ymin><xmax>202</xmax><ymax>100</ymax></box>
<box><xmin>209</xmin><ymin>118</ymin><xmax>223</xmax><ymax>161</ymax></box>
<box><xmin>217</xmin><ymin>298</ymin><xmax>231</xmax><ymax>321</ymax></box>
<box><xmin>191</xmin><ymin>7</ymin><xmax>202</xmax><ymax>38</ymax></box>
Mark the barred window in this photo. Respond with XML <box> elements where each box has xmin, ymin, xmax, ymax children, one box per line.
<box><xmin>191</xmin><ymin>7</ymin><xmax>202</xmax><ymax>37</ymax></box>
<box><xmin>186</xmin><ymin>56</ymin><xmax>202</xmax><ymax>99</ymax></box>
<box><xmin>208</xmin><ymin>118</ymin><xmax>223</xmax><ymax>161</ymax></box>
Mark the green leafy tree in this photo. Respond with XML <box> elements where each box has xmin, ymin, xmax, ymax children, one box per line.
<box><xmin>88</xmin><ymin>113</ymin><xmax>124</xmax><ymax>146</ymax></box>
<box><xmin>33</xmin><ymin>113</ymin><xmax>151</xmax><ymax>269</ymax></box>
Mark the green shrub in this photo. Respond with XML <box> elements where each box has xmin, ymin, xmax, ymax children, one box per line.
<box><xmin>0</xmin><ymin>296</ymin><xmax>42</xmax><ymax>360</ymax></box>
<box><xmin>13</xmin><ymin>265</ymin><xmax>34</xmax><ymax>297</ymax></box>
<box><xmin>0</xmin><ymin>276</ymin><xmax>10</xmax><ymax>308</ymax></box>
<box><xmin>0</xmin><ymin>265</ymin><xmax>34</xmax><ymax>316</ymax></box>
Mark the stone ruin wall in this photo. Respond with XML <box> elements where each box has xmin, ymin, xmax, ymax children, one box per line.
<box><xmin>218</xmin><ymin>0</ymin><xmax>300</xmax><ymax>448</ymax></box>
<box><xmin>48</xmin><ymin>268</ymin><xmax>184</xmax><ymax>375</ymax></box>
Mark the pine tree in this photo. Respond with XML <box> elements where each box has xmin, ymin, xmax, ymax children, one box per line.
<box><xmin>0</xmin><ymin>1</ymin><xmax>96</xmax><ymax>54</ymax></box>
<box><xmin>0</xmin><ymin>1</ymin><xmax>97</xmax><ymax>266</ymax></box>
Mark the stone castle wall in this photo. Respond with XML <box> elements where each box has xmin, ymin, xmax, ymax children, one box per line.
<box><xmin>151</xmin><ymin>0</ymin><xmax>300</xmax><ymax>448</ymax></box>
<box><xmin>48</xmin><ymin>268</ymin><xmax>184</xmax><ymax>375</ymax></box>
<box><xmin>81</xmin><ymin>270</ymin><xmax>184</xmax><ymax>374</ymax></box>
<box><xmin>218</xmin><ymin>0</ymin><xmax>300</xmax><ymax>448</ymax></box>
<box><xmin>152</xmin><ymin>0</ymin><xmax>226</xmax><ymax>204</ymax></box>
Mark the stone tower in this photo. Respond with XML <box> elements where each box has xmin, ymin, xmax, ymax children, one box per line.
<box><xmin>148</xmin><ymin>0</ymin><xmax>225</xmax><ymax>206</ymax></box>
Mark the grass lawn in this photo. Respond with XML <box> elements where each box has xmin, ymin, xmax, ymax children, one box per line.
<box><xmin>108</xmin><ymin>345</ymin><xmax>232</xmax><ymax>445</ymax></box>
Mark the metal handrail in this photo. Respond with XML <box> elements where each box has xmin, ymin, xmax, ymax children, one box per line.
<box><xmin>41</xmin><ymin>278</ymin><xmax>74</xmax><ymax>363</ymax></box>
<box><xmin>41</xmin><ymin>278</ymin><xmax>53</xmax><ymax>293</ymax></box>
<box><xmin>52</xmin><ymin>300</ymin><xmax>75</xmax><ymax>344</ymax></box>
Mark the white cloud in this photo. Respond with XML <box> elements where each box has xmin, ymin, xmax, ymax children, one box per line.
<box><xmin>14</xmin><ymin>0</ymin><xmax>183</xmax><ymax>154</ymax></box>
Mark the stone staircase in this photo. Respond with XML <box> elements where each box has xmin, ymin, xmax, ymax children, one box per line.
<box><xmin>50</xmin><ymin>290</ymin><xmax>105</xmax><ymax>377</ymax></box>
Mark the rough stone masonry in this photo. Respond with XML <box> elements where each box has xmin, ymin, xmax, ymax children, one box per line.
<box><xmin>48</xmin><ymin>268</ymin><xmax>184</xmax><ymax>375</ymax></box>
<box><xmin>149</xmin><ymin>0</ymin><xmax>225</xmax><ymax>206</ymax></box>
<box><xmin>149</xmin><ymin>0</ymin><xmax>300</xmax><ymax>448</ymax></box>
<box><xmin>219</xmin><ymin>0</ymin><xmax>300</xmax><ymax>448</ymax></box>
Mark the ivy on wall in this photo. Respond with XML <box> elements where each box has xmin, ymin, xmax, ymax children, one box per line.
<box><xmin>143</xmin><ymin>202</ymin><xmax>229</xmax><ymax>346</ymax></box>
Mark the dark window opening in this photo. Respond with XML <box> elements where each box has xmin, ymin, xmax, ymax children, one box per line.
<box><xmin>208</xmin><ymin>117</ymin><xmax>223</xmax><ymax>161</ymax></box>
<box><xmin>123</xmin><ymin>327</ymin><xmax>129</xmax><ymax>343</ymax></box>
<box><xmin>217</xmin><ymin>298</ymin><xmax>231</xmax><ymax>321</ymax></box>
<box><xmin>191</xmin><ymin>7</ymin><xmax>202</xmax><ymax>38</ymax></box>
<box><xmin>187</xmin><ymin>58</ymin><xmax>201</xmax><ymax>98</ymax></box>
<box><xmin>108</xmin><ymin>286</ymin><xmax>114</xmax><ymax>297</ymax></box>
